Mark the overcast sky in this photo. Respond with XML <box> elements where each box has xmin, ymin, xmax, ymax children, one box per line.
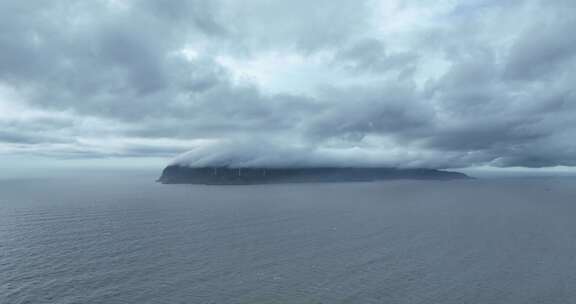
<box><xmin>1</xmin><ymin>0</ymin><xmax>576</xmax><ymax>171</ymax></box>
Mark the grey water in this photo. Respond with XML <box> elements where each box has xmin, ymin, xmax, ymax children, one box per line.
<box><xmin>1</xmin><ymin>171</ymin><xmax>576</xmax><ymax>304</ymax></box>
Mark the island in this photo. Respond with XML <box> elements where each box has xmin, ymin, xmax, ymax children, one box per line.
<box><xmin>157</xmin><ymin>165</ymin><xmax>471</xmax><ymax>185</ymax></box>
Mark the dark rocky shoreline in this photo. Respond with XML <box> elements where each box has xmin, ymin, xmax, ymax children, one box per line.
<box><xmin>158</xmin><ymin>165</ymin><xmax>471</xmax><ymax>185</ymax></box>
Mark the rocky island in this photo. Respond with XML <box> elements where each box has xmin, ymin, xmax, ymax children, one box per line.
<box><xmin>158</xmin><ymin>165</ymin><xmax>471</xmax><ymax>185</ymax></box>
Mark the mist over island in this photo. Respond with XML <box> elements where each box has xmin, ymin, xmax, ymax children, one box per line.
<box><xmin>158</xmin><ymin>142</ymin><xmax>471</xmax><ymax>184</ymax></box>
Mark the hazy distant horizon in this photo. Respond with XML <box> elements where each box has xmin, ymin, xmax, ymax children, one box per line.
<box><xmin>3</xmin><ymin>162</ymin><xmax>576</xmax><ymax>181</ymax></box>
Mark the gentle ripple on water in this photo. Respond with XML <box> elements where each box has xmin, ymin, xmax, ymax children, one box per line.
<box><xmin>1</xmin><ymin>174</ymin><xmax>576</xmax><ymax>303</ymax></box>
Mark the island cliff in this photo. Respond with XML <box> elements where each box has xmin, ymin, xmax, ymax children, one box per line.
<box><xmin>158</xmin><ymin>165</ymin><xmax>471</xmax><ymax>185</ymax></box>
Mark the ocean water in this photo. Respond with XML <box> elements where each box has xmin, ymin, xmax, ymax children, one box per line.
<box><xmin>1</xmin><ymin>171</ymin><xmax>576</xmax><ymax>304</ymax></box>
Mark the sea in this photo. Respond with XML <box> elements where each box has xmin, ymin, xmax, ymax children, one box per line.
<box><xmin>1</xmin><ymin>170</ymin><xmax>576</xmax><ymax>304</ymax></box>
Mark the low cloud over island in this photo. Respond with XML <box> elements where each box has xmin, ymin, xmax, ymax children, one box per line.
<box><xmin>1</xmin><ymin>0</ymin><xmax>576</xmax><ymax>169</ymax></box>
<box><xmin>171</xmin><ymin>140</ymin><xmax>483</xmax><ymax>169</ymax></box>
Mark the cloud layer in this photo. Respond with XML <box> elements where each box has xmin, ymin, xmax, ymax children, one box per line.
<box><xmin>1</xmin><ymin>0</ymin><xmax>575</xmax><ymax>168</ymax></box>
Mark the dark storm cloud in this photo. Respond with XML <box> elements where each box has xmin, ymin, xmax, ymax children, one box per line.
<box><xmin>1</xmin><ymin>0</ymin><xmax>576</xmax><ymax>168</ymax></box>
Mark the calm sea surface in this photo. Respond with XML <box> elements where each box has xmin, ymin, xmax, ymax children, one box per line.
<box><xmin>1</xmin><ymin>171</ymin><xmax>576</xmax><ymax>303</ymax></box>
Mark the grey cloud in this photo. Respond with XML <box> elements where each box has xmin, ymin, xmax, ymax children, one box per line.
<box><xmin>141</xmin><ymin>0</ymin><xmax>225</xmax><ymax>35</ymax></box>
<box><xmin>0</xmin><ymin>130</ymin><xmax>63</xmax><ymax>144</ymax></box>
<box><xmin>305</xmin><ymin>84</ymin><xmax>433</xmax><ymax>142</ymax></box>
<box><xmin>335</xmin><ymin>39</ymin><xmax>420</xmax><ymax>74</ymax></box>
<box><xmin>504</xmin><ymin>17</ymin><xmax>576</xmax><ymax>80</ymax></box>
<box><xmin>0</xmin><ymin>114</ymin><xmax>76</xmax><ymax>144</ymax></box>
<box><xmin>2</xmin><ymin>0</ymin><xmax>576</xmax><ymax>169</ymax></box>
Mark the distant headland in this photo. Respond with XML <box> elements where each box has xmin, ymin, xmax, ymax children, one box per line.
<box><xmin>158</xmin><ymin>165</ymin><xmax>471</xmax><ymax>185</ymax></box>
